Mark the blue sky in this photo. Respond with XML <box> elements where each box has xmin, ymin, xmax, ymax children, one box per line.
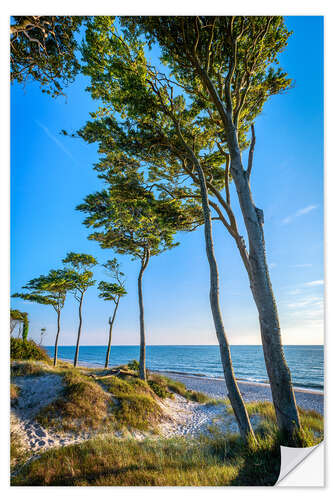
<box><xmin>10</xmin><ymin>16</ymin><xmax>324</xmax><ymax>346</ymax></box>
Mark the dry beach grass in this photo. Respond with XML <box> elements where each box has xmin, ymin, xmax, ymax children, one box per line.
<box><xmin>10</xmin><ymin>357</ymin><xmax>324</xmax><ymax>486</ymax></box>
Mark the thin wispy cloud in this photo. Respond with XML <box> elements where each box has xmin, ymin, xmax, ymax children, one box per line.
<box><xmin>291</xmin><ymin>264</ymin><xmax>312</xmax><ymax>268</ymax></box>
<box><xmin>35</xmin><ymin>120</ymin><xmax>77</xmax><ymax>164</ymax></box>
<box><xmin>305</xmin><ymin>280</ymin><xmax>324</xmax><ymax>287</ymax></box>
<box><xmin>282</xmin><ymin>204</ymin><xmax>318</xmax><ymax>225</ymax></box>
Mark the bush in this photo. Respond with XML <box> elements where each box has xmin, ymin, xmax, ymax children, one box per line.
<box><xmin>10</xmin><ymin>338</ymin><xmax>51</xmax><ymax>363</ymax></box>
<box><xmin>127</xmin><ymin>360</ymin><xmax>140</xmax><ymax>372</ymax></box>
<box><xmin>148</xmin><ymin>380</ymin><xmax>168</xmax><ymax>398</ymax></box>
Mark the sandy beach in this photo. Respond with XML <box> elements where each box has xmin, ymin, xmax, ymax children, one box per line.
<box><xmin>157</xmin><ymin>371</ymin><xmax>324</xmax><ymax>415</ymax></box>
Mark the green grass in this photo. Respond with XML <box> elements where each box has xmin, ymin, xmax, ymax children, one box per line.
<box><xmin>10</xmin><ymin>427</ymin><xmax>29</xmax><ymax>470</ymax></box>
<box><xmin>11</xmin><ymin>431</ymin><xmax>282</xmax><ymax>486</ymax></box>
<box><xmin>36</xmin><ymin>370</ymin><xmax>112</xmax><ymax>432</ymax></box>
<box><xmin>10</xmin><ymin>383</ymin><xmax>19</xmax><ymax>403</ymax></box>
<box><xmin>148</xmin><ymin>372</ymin><xmax>214</xmax><ymax>403</ymax></box>
<box><xmin>226</xmin><ymin>400</ymin><xmax>324</xmax><ymax>447</ymax></box>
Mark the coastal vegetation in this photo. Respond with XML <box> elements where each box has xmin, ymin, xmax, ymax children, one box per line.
<box><xmin>10</xmin><ymin>359</ymin><xmax>323</xmax><ymax>486</ymax></box>
<box><xmin>10</xmin><ymin>337</ymin><xmax>51</xmax><ymax>364</ymax></box>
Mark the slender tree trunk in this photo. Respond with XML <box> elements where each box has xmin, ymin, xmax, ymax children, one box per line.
<box><xmin>194</xmin><ymin>65</ymin><xmax>301</xmax><ymax>437</ymax></box>
<box><xmin>191</xmin><ymin>154</ymin><xmax>255</xmax><ymax>441</ymax></box>
<box><xmin>74</xmin><ymin>294</ymin><xmax>84</xmax><ymax>368</ymax></box>
<box><xmin>54</xmin><ymin>310</ymin><xmax>61</xmax><ymax>367</ymax></box>
<box><xmin>226</xmin><ymin>125</ymin><xmax>300</xmax><ymax>437</ymax></box>
<box><xmin>105</xmin><ymin>299</ymin><xmax>119</xmax><ymax>368</ymax></box>
<box><xmin>138</xmin><ymin>249</ymin><xmax>150</xmax><ymax>381</ymax></box>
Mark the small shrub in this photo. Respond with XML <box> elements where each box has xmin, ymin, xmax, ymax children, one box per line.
<box><xmin>127</xmin><ymin>360</ymin><xmax>140</xmax><ymax>372</ymax></box>
<box><xmin>148</xmin><ymin>380</ymin><xmax>168</xmax><ymax>398</ymax></box>
<box><xmin>10</xmin><ymin>338</ymin><xmax>51</xmax><ymax>363</ymax></box>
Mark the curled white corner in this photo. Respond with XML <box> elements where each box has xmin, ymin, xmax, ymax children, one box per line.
<box><xmin>276</xmin><ymin>443</ymin><xmax>323</xmax><ymax>485</ymax></box>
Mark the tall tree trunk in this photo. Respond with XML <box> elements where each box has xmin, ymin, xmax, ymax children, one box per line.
<box><xmin>74</xmin><ymin>294</ymin><xmax>84</xmax><ymax>368</ymax></box>
<box><xmin>105</xmin><ymin>299</ymin><xmax>119</xmax><ymax>368</ymax></box>
<box><xmin>194</xmin><ymin>65</ymin><xmax>301</xmax><ymax>437</ymax></box>
<box><xmin>191</xmin><ymin>153</ymin><xmax>255</xmax><ymax>441</ymax></box>
<box><xmin>138</xmin><ymin>249</ymin><xmax>150</xmax><ymax>381</ymax></box>
<box><xmin>225</xmin><ymin>124</ymin><xmax>300</xmax><ymax>437</ymax></box>
<box><xmin>54</xmin><ymin>309</ymin><xmax>61</xmax><ymax>367</ymax></box>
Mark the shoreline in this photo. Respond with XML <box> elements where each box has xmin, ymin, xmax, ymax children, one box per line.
<box><xmin>57</xmin><ymin>357</ymin><xmax>324</xmax><ymax>396</ymax></box>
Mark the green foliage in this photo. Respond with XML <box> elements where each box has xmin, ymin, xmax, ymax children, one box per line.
<box><xmin>62</xmin><ymin>252</ymin><xmax>97</xmax><ymax>298</ymax></box>
<box><xmin>12</xmin><ymin>268</ymin><xmax>73</xmax><ymax>313</ymax></box>
<box><xmin>127</xmin><ymin>359</ymin><xmax>140</xmax><ymax>372</ymax></box>
<box><xmin>10</xmin><ymin>16</ymin><xmax>85</xmax><ymax>97</ymax></box>
<box><xmin>10</xmin><ymin>309</ymin><xmax>29</xmax><ymax>339</ymax></box>
<box><xmin>98</xmin><ymin>258</ymin><xmax>127</xmax><ymax>302</ymax></box>
<box><xmin>148</xmin><ymin>373</ymin><xmax>210</xmax><ymax>402</ymax></box>
<box><xmin>77</xmin><ymin>16</ymin><xmax>293</xmax><ymax>246</ymax></box>
<box><xmin>10</xmin><ymin>337</ymin><xmax>51</xmax><ymax>363</ymax></box>
<box><xmin>148</xmin><ymin>380</ymin><xmax>168</xmax><ymax>398</ymax></box>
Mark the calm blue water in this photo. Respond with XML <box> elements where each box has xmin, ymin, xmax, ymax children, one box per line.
<box><xmin>44</xmin><ymin>345</ymin><xmax>324</xmax><ymax>391</ymax></box>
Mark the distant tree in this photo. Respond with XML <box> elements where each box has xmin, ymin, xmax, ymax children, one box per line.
<box><xmin>12</xmin><ymin>269</ymin><xmax>72</xmax><ymax>365</ymax></box>
<box><xmin>39</xmin><ymin>327</ymin><xmax>47</xmax><ymax>346</ymax></box>
<box><xmin>62</xmin><ymin>252</ymin><xmax>97</xmax><ymax>367</ymax></box>
<box><xmin>98</xmin><ymin>259</ymin><xmax>127</xmax><ymax>368</ymax></box>
<box><xmin>10</xmin><ymin>16</ymin><xmax>85</xmax><ymax>97</ymax></box>
<box><xmin>10</xmin><ymin>309</ymin><xmax>28</xmax><ymax>340</ymax></box>
<box><xmin>77</xmin><ymin>171</ymin><xmax>195</xmax><ymax>381</ymax></box>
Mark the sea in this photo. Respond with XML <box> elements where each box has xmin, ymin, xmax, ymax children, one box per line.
<box><xmin>44</xmin><ymin>345</ymin><xmax>324</xmax><ymax>392</ymax></box>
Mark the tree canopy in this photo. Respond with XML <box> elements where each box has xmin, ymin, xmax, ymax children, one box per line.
<box><xmin>10</xmin><ymin>16</ymin><xmax>85</xmax><ymax>97</ymax></box>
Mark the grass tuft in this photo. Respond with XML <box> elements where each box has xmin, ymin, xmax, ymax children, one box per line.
<box><xmin>36</xmin><ymin>370</ymin><xmax>112</xmax><ymax>432</ymax></box>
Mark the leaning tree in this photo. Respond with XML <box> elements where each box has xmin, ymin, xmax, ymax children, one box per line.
<box><xmin>62</xmin><ymin>252</ymin><xmax>97</xmax><ymax>367</ymax></box>
<box><xmin>131</xmin><ymin>15</ymin><xmax>301</xmax><ymax>438</ymax></box>
<box><xmin>77</xmin><ymin>168</ymin><xmax>196</xmax><ymax>382</ymax></box>
<box><xmin>98</xmin><ymin>258</ymin><xmax>127</xmax><ymax>368</ymax></box>
<box><xmin>78</xmin><ymin>15</ymin><xmax>300</xmax><ymax>439</ymax></box>
<box><xmin>12</xmin><ymin>269</ymin><xmax>72</xmax><ymax>365</ymax></box>
<box><xmin>74</xmin><ymin>17</ymin><xmax>261</xmax><ymax>439</ymax></box>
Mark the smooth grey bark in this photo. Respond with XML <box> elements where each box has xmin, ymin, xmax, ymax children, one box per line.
<box><xmin>104</xmin><ymin>298</ymin><xmax>119</xmax><ymax>368</ymax></box>
<box><xmin>138</xmin><ymin>248</ymin><xmax>150</xmax><ymax>381</ymax></box>
<box><xmin>194</xmin><ymin>157</ymin><xmax>255</xmax><ymax>440</ymax></box>
<box><xmin>193</xmin><ymin>63</ymin><xmax>301</xmax><ymax>437</ymax></box>
<box><xmin>74</xmin><ymin>293</ymin><xmax>84</xmax><ymax>368</ymax></box>
<box><xmin>225</xmin><ymin>123</ymin><xmax>300</xmax><ymax>436</ymax></box>
<box><xmin>53</xmin><ymin>309</ymin><xmax>61</xmax><ymax>367</ymax></box>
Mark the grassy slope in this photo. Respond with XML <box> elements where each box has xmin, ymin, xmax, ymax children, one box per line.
<box><xmin>10</xmin><ymin>360</ymin><xmax>324</xmax><ymax>486</ymax></box>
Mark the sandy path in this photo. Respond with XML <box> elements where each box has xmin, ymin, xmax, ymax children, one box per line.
<box><xmin>158</xmin><ymin>394</ymin><xmax>261</xmax><ymax>437</ymax></box>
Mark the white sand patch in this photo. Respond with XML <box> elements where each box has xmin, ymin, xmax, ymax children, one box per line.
<box><xmin>158</xmin><ymin>394</ymin><xmax>262</xmax><ymax>437</ymax></box>
<box><xmin>11</xmin><ymin>374</ymin><xmax>96</xmax><ymax>455</ymax></box>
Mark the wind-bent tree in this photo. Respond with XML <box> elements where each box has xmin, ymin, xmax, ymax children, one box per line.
<box><xmin>77</xmin><ymin>171</ymin><xmax>195</xmax><ymax>382</ymax></box>
<box><xmin>10</xmin><ymin>309</ymin><xmax>29</xmax><ymax>339</ymax></box>
<box><xmin>78</xmin><ymin>16</ymin><xmax>300</xmax><ymax>439</ymax></box>
<box><xmin>62</xmin><ymin>252</ymin><xmax>97</xmax><ymax>367</ymax></box>
<box><xmin>131</xmin><ymin>15</ymin><xmax>301</xmax><ymax>438</ymax></box>
<box><xmin>75</xmin><ymin>17</ymin><xmax>257</xmax><ymax>439</ymax></box>
<box><xmin>12</xmin><ymin>269</ymin><xmax>71</xmax><ymax>365</ymax></box>
<box><xmin>10</xmin><ymin>16</ymin><xmax>85</xmax><ymax>97</ymax></box>
<box><xmin>98</xmin><ymin>259</ymin><xmax>127</xmax><ymax>368</ymax></box>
